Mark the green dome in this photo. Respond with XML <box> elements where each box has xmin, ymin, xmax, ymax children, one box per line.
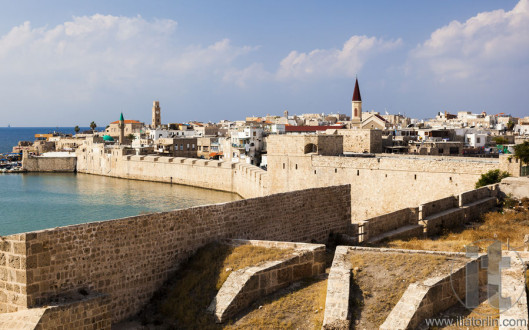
<box><xmin>103</xmin><ymin>135</ymin><xmax>115</xmax><ymax>141</ymax></box>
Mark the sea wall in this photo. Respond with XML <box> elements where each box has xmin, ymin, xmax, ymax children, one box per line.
<box><xmin>22</xmin><ymin>156</ymin><xmax>77</xmax><ymax>172</ymax></box>
<box><xmin>0</xmin><ymin>185</ymin><xmax>351</xmax><ymax>323</ymax></box>
<box><xmin>76</xmin><ymin>143</ymin><xmax>267</xmax><ymax>199</ymax></box>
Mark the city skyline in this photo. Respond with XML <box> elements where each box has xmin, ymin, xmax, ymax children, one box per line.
<box><xmin>0</xmin><ymin>0</ymin><xmax>527</xmax><ymax>126</ymax></box>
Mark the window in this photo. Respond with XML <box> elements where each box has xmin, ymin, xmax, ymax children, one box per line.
<box><xmin>283</xmin><ymin>163</ymin><xmax>285</xmax><ymax>169</ymax></box>
<box><xmin>180</xmin><ymin>144</ymin><xmax>183</xmax><ymax>150</ymax></box>
<box><xmin>187</xmin><ymin>144</ymin><xmax>190</xmax><ymax>150</ymax></box>
<box><xmin>477</xmin><ymin>137</ymin><xmax>481</xmax><ymax>143</ymax></box>
<box><xmin>192</xmin><ymin>144</ymin><xmax>195</xmax><ymax>150</ymax></box>
<box><xmin>295</xmin><ymin>164</ymin><xmax>298</xmax><ymax>170</ymax></box>
<box><xmin>304</xmin><ymin>143</ymin><xmax>317</xmax><ymax>154</ymax></box>
<box><xmin>253</xmin><ymin>131</ymin><xmax>256</xmax><ymax>136</ymax></box>
<box><xmin>438</xmin><ymin>148</ymin><xmax>444</xmax><ymax>154</ymax></box>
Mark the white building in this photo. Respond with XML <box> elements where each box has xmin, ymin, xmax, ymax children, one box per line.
<box><xmin>465</xmin><ymin>133</ymin><xmax>488</xmax><ymax>148</ymax></box>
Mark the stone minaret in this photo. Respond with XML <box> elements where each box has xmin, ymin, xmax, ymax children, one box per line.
<box><xmin>119</xmin><ymin>112</ymin><xmax>125</xmax><ymax>144</ymax></box>
<box><xmin>152</xmin><ymin>101</ymin><xmax>161</xmax><ymax>128</ymax></box>
<box><xmin>351</xmin><ymin>78</ymin><xmax>362</xmax><ymax>124</ymax></box>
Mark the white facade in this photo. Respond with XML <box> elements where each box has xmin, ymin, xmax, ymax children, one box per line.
<box><xmin>465</xmin><ymin>133</ymin><xmax>487</xmax><ymax>148</ymax></box>
<box><xmin>148</xmin><ymin>129</ymin><xmax>195</xmax><ymax>140</ymax></box>
<box><xmin>514</xmin><ymin>124</ymin><xmax>529</xmax><ymax>135</ymax></box>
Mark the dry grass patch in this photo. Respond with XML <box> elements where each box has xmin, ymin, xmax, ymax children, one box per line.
<box><xmin>225</xmin><ymin>278</ymin><xmax>327</xmax><ymax>330</ymax></box>
<box><xmin>379</xmin><ymin>207</ymin><xmax>529</xmax><ymax>252</ymax></box>
<box><xmin>137</xmin><ymin>242</ymin><xmax>293</xmax><ymax>329</ymax></box>
<box><xmin>348</xmin><ymin>251</ymin><xmax>466</xmax><ymax>329</ymax></box>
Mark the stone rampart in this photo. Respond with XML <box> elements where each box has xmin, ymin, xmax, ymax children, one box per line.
<box><xmin>76</xmin><ymin>144</ymin><xmax>267</xmax><ymax>199</ymax></box>
<box><xmin>0</xmin><ymin>185</ymin><xmax>351</xmax><ymax>323</ymax></box>
<box><xmin>459</xmin><ymin>185</ymin><xmax>498</xmax><ymax>206</ymax></box>
<box><xmin>22</xmin><ymin>156</ymin><xmax>77</xmax><ymax>172</ymax></box>
<box><xmin>0</xmin><ymin>235</ymin><xmax>28</xmax><ymax>313</ymax></box>
<box><xmin>420</xmin><ymin>184</ymin><xmax>498</xmax><ymax>236</ymax></box>
<box><xmin>0</xmin><ymin>292</ymin><xmax>111</xmax><ymax>330</ymax></box>
<box><xmin>419</xmin><ymin>196</ymin><xmax>458</xmax><ymax>219</ymax></box>
<box><xmin>266</xmin><ymin>150</ymin><xmax>500</xmax><ymax>221</ymax></box>
<box><xmin>381</xmin><ymin>256</ymin><xmax>487</xmax><ymax>330</ymax></box>
<box><xmin>208</xmin><ymin>239</ymin><xmax>325</xmax><ymax>323</ymax></box>
<box><xmin>322</xmin><ymin>246</ymin><xmax>351</xmax><ymax>329</ymax></box>
<box><xmin>323</xmin><ymin>246</ymin><xmax>471</xmax><ymax>330</ymax></box>
<box><xmin>359</xmin><ymin>208</ymin><xmax>418</xmax><ymax>242</ymax></box>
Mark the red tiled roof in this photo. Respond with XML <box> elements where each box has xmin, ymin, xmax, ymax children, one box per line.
<box><xmin>374</xmin><ymin>114</ymin><xmax>388</xmax><ymax>122</ymax></box>
<box><xmin>285</xmin><ymin>125</ymin><xmax>345</xmax><ymax>132</ymax></box>
<box><xmin>110</xmin><ymin>120</ymin><xmax>142</xmax><ymax>124</ymax></box>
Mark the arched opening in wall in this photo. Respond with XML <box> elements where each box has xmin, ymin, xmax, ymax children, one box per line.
<box><xmin>283</xmin><ymin>163</ymin><xmax>285</xmax><ymax>169</ymax></box>
<box><xmin>304</xmin><ymin>143</ymin><xmax>318</xmax><ymax>154</ymax></box>
<box><xmin>295</xmin><ymin>164</ymin><xmax>298</xmax><ymax>170</ymax></box>
<box><xmin>357</xmin><ymin>170</ymin><xmax>359</xmax><ymax>176</ymax></box>
<box><xmin>354</xmin><ymin>109</ymin><xmax>358</xmax><ymax>117</ymax></box>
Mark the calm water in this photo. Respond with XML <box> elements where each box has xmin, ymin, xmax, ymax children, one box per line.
<box><xmin>0</xmin><ymin>173</ymin><xmax>240</xmax><ymax>236</ymax></box>
<box><xmin>0</xmin><ymin>127</ymin><xmax>91</xmax><ymax>153</ymax></box>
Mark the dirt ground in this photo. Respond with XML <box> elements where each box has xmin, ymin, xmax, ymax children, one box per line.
<box><xmin>348</xmin><ymin>251</ymin><xmax>468</xmax><ymax>329</ymax></box>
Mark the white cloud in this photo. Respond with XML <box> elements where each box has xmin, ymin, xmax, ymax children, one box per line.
<box><xmin>411</xmin><ymin>0</ymin><xmax>529</xmax><ymax>81</ymax></box>
<box><xmin>276</xmin><ymin>35</ymin><xmax>401</xmax><ymax>80</ymax></box>
<box><xmin>0</xmin><ymin>14</ymin><xmax>256</xmax><ymax>102</ymax></box>
<box><xmin>222</xmin><ymin>35</ymin><xmax>401</xmax><ymax>86</ymax></box>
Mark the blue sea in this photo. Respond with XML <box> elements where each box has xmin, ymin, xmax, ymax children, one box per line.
<box><xmin>0</xmin><ymin>173</ymin><xmax>240</xmax><ymax>236</ymax></box>
<box><xmin>0</xmin><ymin>127</ymin><xmax>240</xmax><ymax>235</ymax></box>
<box><xmin>0</xmin><ymin>127</ymin><xmax>90</xmax><ymax>153</ymax></box>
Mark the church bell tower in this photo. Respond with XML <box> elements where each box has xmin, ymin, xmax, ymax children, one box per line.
<box><xmin>351</xmin><ymin>77</ymin><xmax>362</xmax><ymax>124</ymax></box>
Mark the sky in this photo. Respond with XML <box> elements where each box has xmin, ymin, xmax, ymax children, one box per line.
<box><xmin>0</xmin><ymin>0</ymin><xmax>527</xmax><ymax>127</ymax></box>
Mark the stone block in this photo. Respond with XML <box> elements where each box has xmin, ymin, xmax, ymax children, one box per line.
<box><xmin>293</xmin><ymin>263</ymin><xmax>312</xmax><ymax>280</ymax></box>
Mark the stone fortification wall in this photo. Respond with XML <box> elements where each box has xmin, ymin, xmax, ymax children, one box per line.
<box><xmin>0</xmin><ymin>185</ymin><xmax>351</xmax><ymax>323</ymax></box>
<box><xmin>22</xmin><ymin>156</ymin><xmax>77</xmax><ymax>172</ymax></box>
<box><xmin>0</xmin><ymin>293</ymin><xmax>111</xmax><ymax>329</ymax></box>
<box><xmin>0</xmin><ymin>234</ymin><xmax>28</xmax><ymax>313</ymax></box>
<box><xmin>266</xmin><ymin>137</ymin><xmax>499</xmax><ymax>220</ymax></box>
<box><xmin>209</xmin><ymin>239</ymin><xmax>325</xmax><ymax>323</ymax></box>
<box><xmin>337</xmin><ymin>129</ymin><xmax>382</xmax><ymax>153</ymax></box>
<box><xmin>359</xmin><ymin>184</ymin><xmax>499</xmax><ymax>241</ymax></box>
<box><xmin>76</xmin><ymin>143</ymin><xmax>268</xmax><ymax>199</ymax></box>
<box><xmin>419</xmin><ymin>196</ymin><xmax>458</xmax><ymax>219</ymax></box>
<box><xmin>359</xmin><ymin>208</ymin><xmax>418</xmax><ymax>242</ymax></box>
<box><xmin>381</xmin><ymin>255</ymin><xmax>487</xmax><ymax>330</ymax></box>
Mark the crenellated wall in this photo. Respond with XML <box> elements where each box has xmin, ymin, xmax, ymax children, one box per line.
<box><xmin>76</xmin><ymin>142</ymin><xmax>268</xmax><ymax>199</ymax></box>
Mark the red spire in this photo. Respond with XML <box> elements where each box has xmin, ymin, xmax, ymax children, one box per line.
<box><xmin>352</xmin><ymin>77</ymin><xmax>361</xmax><ymax>102</ymax></box>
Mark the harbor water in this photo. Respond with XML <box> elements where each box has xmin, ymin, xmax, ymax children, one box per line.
<box><xmin>0</xmin><ymin>173</ymin><xmax>241</xmax><ymax>236</ymax></box>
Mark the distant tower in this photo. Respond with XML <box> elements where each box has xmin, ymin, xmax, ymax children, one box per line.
<box><xmin>284</xmin><ymin>110</ymin><xmax>289</xmax><ymax>118</ymax></box>
<box><xmin>152</xmin><ymin>101</ymin><xmax>161</xmax><ymax>128</ymax></box>
<box><xmin>119</xmin><ymin>112</ymin><xmax>125</xmax><ymax>144</ymax></box>
<box><xmin>351</xmin><ymin>77</ymin><xmax>362</xmax><ymax>123</ymax></box>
